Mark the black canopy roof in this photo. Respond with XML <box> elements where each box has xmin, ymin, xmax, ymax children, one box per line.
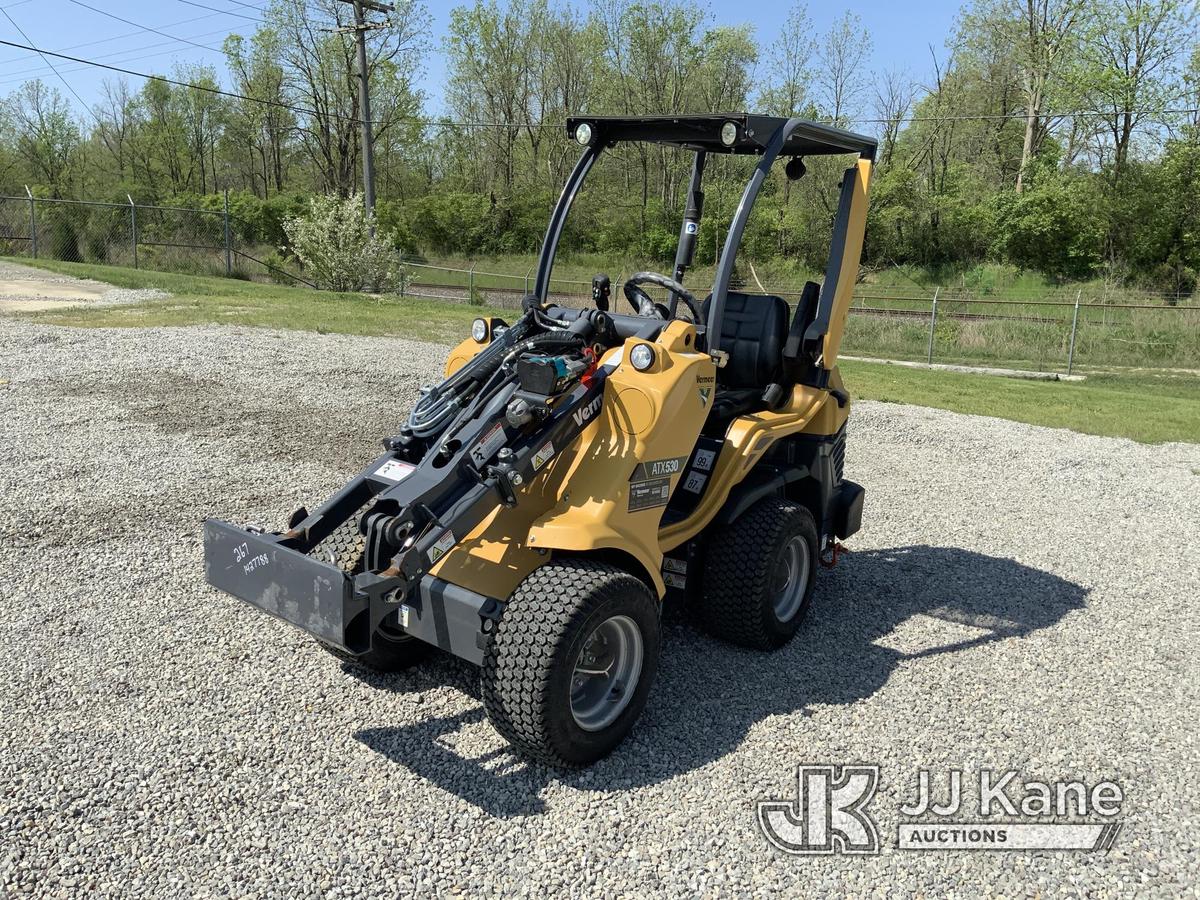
<box><xmin>564</xmin><ymin>114</ymin><xmax>877</xmax><ymax>158</ymax></box>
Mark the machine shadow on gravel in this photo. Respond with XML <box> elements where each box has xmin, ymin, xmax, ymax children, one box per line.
<box><xmin>354</xmin><ymin>544</ymin><xmax>1087</xmax><ymax>817</ymax></box>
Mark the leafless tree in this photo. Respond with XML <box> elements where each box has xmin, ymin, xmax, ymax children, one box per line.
<box><xmin>871</xmin><ymin>68</ymin><xmax>918</xmax><ymax>167</ymax></box>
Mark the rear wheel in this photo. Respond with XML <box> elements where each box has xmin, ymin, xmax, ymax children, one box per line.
<box><xmin>481</xmin><ymin>558</ymin><xmax>661</xmax><ymax>767</ymax></box>
<box><xmin>698</xmin><ymin>496</ymin><xmax>818</xmax><ymax>650</ymax></box>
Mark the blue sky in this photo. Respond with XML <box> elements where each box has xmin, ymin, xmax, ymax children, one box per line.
<box><xmin>0</xmin><ymin>0</ymin><xmax>961</xmax><ymax>115</ymax></box>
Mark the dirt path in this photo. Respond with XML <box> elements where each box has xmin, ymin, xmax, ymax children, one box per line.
<box><xmin>0</xmin><ymin>259</ymin><xmax>167</xmax><ymax>311</ymax></box>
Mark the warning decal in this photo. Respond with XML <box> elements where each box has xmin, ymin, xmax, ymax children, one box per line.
<box><xmin>374</xmin><ymin>459</ymin><xmax>416</xmax><ymax>483</ymax></box>
<box><xmin>428</xmin><ymin>529</ymin><xmax>456</xmax><ymax>563</ymax></box>
<box><xmin>469</xmin><ymin>423</ymin><xmax>507</xmax><ymax>467</ymax></box>
<box><xmin>532</xmin><ymin>440</ymin><xmax>555</xmax><ymax>471</ymax></box>
<box><xmin>663</xmin><ymin>571</ymin><xmax>687</xmax><ymax>589</ymax></box>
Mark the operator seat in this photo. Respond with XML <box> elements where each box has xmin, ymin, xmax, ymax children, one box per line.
<box><xmin>701</xmin><ymin>292</ymin><xmax>789</xmax><ymax>426</ymax></box>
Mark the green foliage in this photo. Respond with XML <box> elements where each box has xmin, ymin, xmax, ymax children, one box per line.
<box><xmin>0</xmin><ymin>0</ymin><xmax>1195</xmax><ymax>296</ymax></box>
<box><xmin>401</xmin><ymin>190</ymin><xmax>553</xmax><ymax>256</ymax></box>
<box><xmin>990</xmin><ymin>175</ymin><xmax>1105</xmax><ymax>279</ymax></box>
<box><xmin>282</xmin><ymin>193</ymin><xmax>411</xmax><ymax>293</ymax></box>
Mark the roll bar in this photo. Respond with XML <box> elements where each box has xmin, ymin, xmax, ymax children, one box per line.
<box><xmin>533</xmin><ymin>145</ymin><xmax>599</xmax><ymax>303</ymax></box>
<box><xmin>534</xmin><ymin>117</ymin><xmax>871</xmax><ymax>368</ymax></box>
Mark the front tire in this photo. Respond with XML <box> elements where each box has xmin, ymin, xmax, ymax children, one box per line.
<box><xmin>482</xmin><ymin>558</ymin><xmax>661</xmax><ymax>767</ymax></box>
<box><xmin>318</xmin><ymin>623</ymin><xmax>432</xmax><ymax>672</ymax></box>
<box><xmin>698</xmin><ymin>496</ymin><xmax>818</xmax><ymax>650</ymax></box>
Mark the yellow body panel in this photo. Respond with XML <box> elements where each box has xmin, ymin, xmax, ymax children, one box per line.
<box><xmin>445</xmin><ymin>336</ymin><xmax>483</xmax><ymax>378</ymax></box>
<box><xmin>431</xmin><ymin>150</ymin><xmax>869</xmax><ymax>600</ymax></box>
<box><xmin>431</xmin><ymin>321</ymin><xmax>712</xmax><ymax>598</ymax></box>
<box><xmin>821</xmin><ymin>158</ymin><xmax>873</xmax><ymax>368</ymax></box>
<box><xmin>659</xmin><ymin>371</ymin><xmax>848</xmax><ymax>551</ymax></box>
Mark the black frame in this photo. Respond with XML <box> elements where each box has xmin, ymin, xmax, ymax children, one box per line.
<box><xmin>534</xmin><ymin>115</ymin><xmax>877</xmax><ymax>365</ymax></box>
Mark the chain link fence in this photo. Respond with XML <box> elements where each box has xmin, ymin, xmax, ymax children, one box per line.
<box><xmin>0</xmin><ymin>192</ymin><xmax>313</xmax><ymax>287</ymax></box>
<box><xmin>2</xmin><ymin>191</ymin><xmax>1196</xmax><ymax>375</ymax></box>
<box><xmin>393</xmin><ymin>259</ymin><xmax>1200</xmax><ymax>374</ymax></box>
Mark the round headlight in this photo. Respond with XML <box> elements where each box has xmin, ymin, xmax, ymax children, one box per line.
<box><xmin>720</xmin><ymin>121</ymin><xmax>738</xmax><ymax>147</ymax></box>
<box><xmin>574</xmin><ymin>122</ymin><xmax>593</xmax><ymax>146</ymax></box>
<box><xmin>629</xmin><ymin>343</ymin><xmax>655</xmax><ymax>371</ymax></box>
<box><xmin>471</xmin><ymin>318</ymin><xmax>488</xmax><ymax>342</ymax></box>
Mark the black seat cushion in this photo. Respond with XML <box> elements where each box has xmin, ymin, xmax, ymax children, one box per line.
<box><xmin>702</xmin><ymin>388</ymin><xmax>763</xmax><ymax>434</ymax></box>
<box><xmin>702</xmin><ymin>292</ymin><xmax>789</xmax><ymax>389</ymax></box>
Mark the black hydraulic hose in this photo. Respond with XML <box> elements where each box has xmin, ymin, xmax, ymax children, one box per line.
<box><xmin>408</xmin><ymin>315</ymin><xmax>537</xmax><ymax>436</ymax></box>
<box><xmin>441</xmin><ymin>332</ymin><xmax>588</xmax><ymax>447</ymax></box>
<box><xmin>437</xmin><ymin>313</ymin><xmax>537</xmax><ymax>396</ymax></box>
<box><xmin>448</xmin><ymin>365</ymin><xmax>511</xmax><ymax>434</ymax></box>
<box><xmin>408</xmin><ymin>314</ymin><xmax>584</xmax><ymax>442</ymax></box>
<box><xmin>500</xmin><ymin>331</ymin><xmax>585</xmax><ymax>367</ymax></box>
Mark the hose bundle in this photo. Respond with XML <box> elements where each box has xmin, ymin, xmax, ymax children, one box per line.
<box><xmin>405</xmin><ymin>318</ymin><xmax>584</xmax><ymax>441</ymax></box>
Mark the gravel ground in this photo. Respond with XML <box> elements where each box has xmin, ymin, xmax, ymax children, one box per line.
<box><xmin>1</xmin><ymin>321</ymin><xmax>1198</xmax><ymax>898</ymax></box>
<box><xmin>0</xmin><ymin>260</ymin><xmax>169</xmax><ymax>311</ymax></box>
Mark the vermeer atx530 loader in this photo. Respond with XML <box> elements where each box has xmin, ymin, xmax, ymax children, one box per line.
<box><xmin>204</xmin><ymin>114</ymin><xmax>876</xmax><ymax>766</ymax></box>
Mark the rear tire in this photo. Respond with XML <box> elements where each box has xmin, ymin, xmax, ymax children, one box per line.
<box><xmin>698</xmin><ymin>496</ymin><xmax>818</xmax><ymax>650</ymax></box>
<box><xmin>482</xmin><ymin>558</ymin><xmax>661</xmax><ymax>767</ymax></box>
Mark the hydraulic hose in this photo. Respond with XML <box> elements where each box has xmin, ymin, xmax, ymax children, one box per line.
<box><xmin>408</xmin><ymin>322</ymin><xmax>585</xmax><ymax>444</ymax></box>
<box><xmin>440</xmin><ymin>331</ymin><xmax>587</xmax><ymax>443</ymax></box>
<box><xmin>406</xmin><ymin>316</ymin><xmax>536</xmax><ymax>437</ymax></box>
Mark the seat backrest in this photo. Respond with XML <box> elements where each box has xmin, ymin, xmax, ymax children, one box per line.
<box><xmin>703</xmin><ymin>292</ymin><xmax>789</xmax><ymax>389</ymax></box>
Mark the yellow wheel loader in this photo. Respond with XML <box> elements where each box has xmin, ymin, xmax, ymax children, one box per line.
<box><xmin>204</xmin><ymin>114</ymin><xmax>876</xmax><ymax>766</ymax></box>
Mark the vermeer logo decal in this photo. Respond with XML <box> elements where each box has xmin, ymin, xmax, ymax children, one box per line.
<box><xmin>572</xmin><ymin>395</ymin><xmax>602</xmax><ymax>427</ymax></box>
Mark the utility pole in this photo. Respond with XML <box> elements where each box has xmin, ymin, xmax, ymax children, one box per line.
<box><xmin>334</xmin><ymin>0</ymin><xmax>392</xmax><ymax>234</ymax></box>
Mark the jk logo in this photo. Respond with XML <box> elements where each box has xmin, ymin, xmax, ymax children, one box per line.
<box><xmin>757</xmin><ymin>764</ymin><xmax>881</xmax><ymax>855</ymax></box>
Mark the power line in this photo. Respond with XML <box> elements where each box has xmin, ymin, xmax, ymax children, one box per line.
<box><xmin>173</xmin><ymin>0</ymin><xmax>263</xmax><ymax>23</ymax></box>
<box><xmin>854</xmin><ymin>108</ymin><xmax>1199</xmax><ymax>126</ymax></box>
<box><xmin>64</xmin><ymin>0</ymin><xmax>228</xmax><ymax>55</ymax></box>
<box><xmin>0</xmin><ymin>11</ymin><xmax>243</xmax><ymax>69</ymax></box>
<box><xmin>0</xmin><ymin>36</ymin><xmax>1194</xmax><ymax>134</ymax></box>
<box><xmin>0</xmin><ymin>28</ymin><xmax>251</xmax><ymax>87</ymax></box>
<box><xmin>0</xmin><ymin>37</ymin><xmax>538</xmax><ymax>128</ymax></box>
<box><xmin>0</xmin><ymin>7</ymin><xmax>99</xmax><ymax>124</ymax></box>
<box><xmin>0</xmin><ymin>36</ymin><xmax>369</xmax><ymax>123</ymax></box>
<box><xmin>230</xmin><ymin>0</ymin><xmax>333</xmax><ymax>18</ymax></box>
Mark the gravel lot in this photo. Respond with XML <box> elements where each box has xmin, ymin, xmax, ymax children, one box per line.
<box><xmin>1</xmin><ymin>321</ymin><xmax>1198</xmax><ymax>897</ymax></box>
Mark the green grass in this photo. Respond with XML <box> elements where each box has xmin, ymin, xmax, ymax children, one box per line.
<box><xmin>845</xmin><ymin>361</ymin><xmax>1200</xmax><ymax>444</ymax></box>
<box><xmin>414</xmin><ymin>254</ymin><xmax>1196</xmax><ymax>302</ymax></box>
<box><xmin>7</xmin><ymin>257</ymin><xmax>1198</xmax><ymax>444</ymax></box>
<box><xmin>8</xmin><ymin>258</ymin><xmax>507</xmax><ymax>344</ymax></box>
<box><xmin>411</xmin><ymin>255</ymin><xmax>1200</xmax><ymax>371</ymax></box>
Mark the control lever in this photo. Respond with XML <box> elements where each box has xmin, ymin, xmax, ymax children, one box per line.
<box><xmin>591</xmin><ymin>274</ymin><xmax>611</xmax><ymax>311</ymax></box>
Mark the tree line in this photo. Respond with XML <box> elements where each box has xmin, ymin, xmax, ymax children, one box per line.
<box><xmin>0</xmin><ymin>0</ymin><xmax>1196</xmax><ymax>291</ymax></box>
